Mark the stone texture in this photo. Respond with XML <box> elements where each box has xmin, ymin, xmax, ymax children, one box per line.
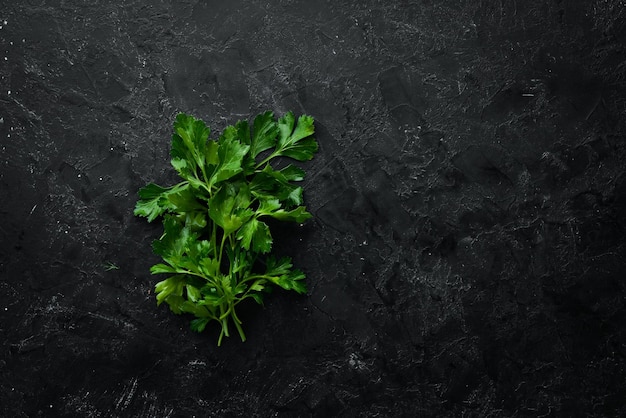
<box><xmin>1</xmin><ymin>0</ymin><xmax>625</xmax><ymax>416</ymax></box>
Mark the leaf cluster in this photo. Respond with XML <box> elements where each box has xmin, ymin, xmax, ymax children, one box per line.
<box><xmin>134</xmin><ymin>111</ymin><xmax>318</xmax><ymax>345</ymax></box>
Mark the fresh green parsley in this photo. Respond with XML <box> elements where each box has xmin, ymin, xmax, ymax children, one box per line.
<box><xmin>134</xmin><ymin>111</ymin><xmax>318</xmax><ymax>345</ymax></box>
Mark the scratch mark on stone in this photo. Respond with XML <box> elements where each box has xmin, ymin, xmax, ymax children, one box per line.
<box><xmin>86</xmin><ymin>311</ymin><xmax>136</xmax><ymax>331</ymax></box>
<box><xmin>115</xmin><ymin>377</ymin><xmax>138</xmax><ymax>412</ymax></box>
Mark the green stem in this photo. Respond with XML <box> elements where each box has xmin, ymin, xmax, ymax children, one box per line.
<box><xmin>221</xmin><ymin>318</ymin><xmax>229</xmax><ymax>337</ymax></box>
<box><xmin>232</xmin><ymin>308</ymin><xmax>246</xmax><ymax>342</ymax></box>
<box><xmin>227</xmin><ymin>239</ymin><xmax>235</xmax><ymax>278</ymax></box>
<box><xmin>234</xmin><ymin>279</ymin><xmax>264</xmax><ymax>306</ymax></box>
<box><xmin>240</xmin><ymin>274</ymin><xmax>274</xmax><ymax>283</ymax></box>
<box><xmin>203</xmin><ymin>306</ymin><xmax>218</xmax><ymax>321</ymax></box>
<box><xmin>196</xmin><ymin>159</ymin><xmax>212</xmax><ymax>189</ymax></box>
<box><xmin>219</xmin><ymin>302</ymin><xmax>232</xmax><ymax>320</ymax></box>
<box><xmin>190</xmin><ymin>170</ymin><xmax>211</xmax><ymax>194</ymax></box>
<box><xmin>217</xmin><ymin>231</ymin><xmax>228</xmax><ymax>273</ymax></box>
<box><xmin>173</xmin><ymin>268</ymin><xmax>219</xmax><ymax>286</ymax></box>
<box><xmin>256</xmin><ymin>151</ymin><xmax>279</xmax><ymax>169</ymax></box>
<box><xmin>211</xmin><ymin>222</ymin><xmax>218</xmax><ymax>260</ymax></box>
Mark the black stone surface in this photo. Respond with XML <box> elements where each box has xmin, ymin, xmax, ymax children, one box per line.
<box><xmin>1</xmin><ymin>1</ymin><xmax>626</xmax><ymax>416</ymax></box>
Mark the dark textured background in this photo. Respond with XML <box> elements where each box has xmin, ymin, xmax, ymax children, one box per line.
<box><xmin>2</xmin><ymin>1</ymin><xmax>626</xmax><ymax>416</ymax></box>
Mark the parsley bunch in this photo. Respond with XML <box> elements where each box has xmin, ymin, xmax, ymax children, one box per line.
<box><xmin>134</xmin><ymin>111</ymin><xmax>318</xmax><ymax>345</ymax></box>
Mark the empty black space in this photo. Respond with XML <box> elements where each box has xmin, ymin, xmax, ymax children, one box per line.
<box><xmin>1</xmin><ymin>1</ymin><xmax>626</xmax><ymax>416</ymax></box>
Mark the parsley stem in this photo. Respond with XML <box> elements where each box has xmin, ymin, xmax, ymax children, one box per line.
<box><xmin>219</xmin><ymin>303</ymin><xmax>232</xmax><ymax>320</ymax></box>
<box><xmin>232</xmin><ymin>309</ymin><xmax>246</xmax><ymax>341</ymax></box>
<box><xmin>241</xmin><ymin>274</ymin><xmax>274</xmax><ymax>282</ymax></box>
<box><xmin>174</xmin><ymin>268</ymin><xmax>218</xmax><ymax>286</ymax></box>
<box><xmin>234</xmin><ymin>279</ymin><xmax>264</xmax><ymax>305</ymax></box>
<box><xmin>211</xmin><ymin>222</ymin><xmax>218</xmax><ymax>260</ymax></box>
<box><xmin>217</xmin><ymin>232</ymin><xmax>228</xmax><ymax>273</ymax></box>
<box><xmin>220</xmin><ymin>312</ymin><xmax>230</xmax><ymax>342</ymax></box>
<box><xmin>203</xmin><ymin>307</ymin><xmax>218</xmax><ymax>321</ymax></box>
<box><xmin>256</xmin><ymin>151</ymin><xmax>279</xmax><ymax>168</ymax></box>
<box><xmin>198</xmin><ymin>165</ymin><xmax>212</xmax><ymax>190</ymax></box>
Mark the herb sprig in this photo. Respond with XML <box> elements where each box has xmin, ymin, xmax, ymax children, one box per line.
<box><xmin>134</xmin><ymin>111</ymin><xmax>318</xmax><ymax>345</ymax></box>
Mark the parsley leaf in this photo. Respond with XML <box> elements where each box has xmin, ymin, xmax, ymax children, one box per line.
<box><xmin>275</xmin><ymin>112</ymin><xmax>318</xmax><ymax>161</ymax></box>
<box><xmin>236</xmin><ymin>218</ymin><xmax>272</xmax><ymax>253</ymax></box>
<box><xmin>134</xmin><ymin>111</ymin><xmax>318</xmax><ymax>345</ymax></box>
<box><xmin>171</xmin><ymin>114</ymin><xmax>210</xmax><ymax>186</ymax></box>
<box><xmin>250</xmin><ymin>165</ymin><xmax>305</xmax><ymax>206</ymax></box>
<box><xmin>210</xmin><ymin>132</ymin><xmax>249</xmax><ymax>186</ymax></box>
<box><xmin>250</xmin><ymin>111</ymin><xmax>279</xmax><ymax>158</ymax></box>
<box><xmin>134</xmin><ymin>183</ymin><xmax>185</xmax><ymax>222</ymax></box>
